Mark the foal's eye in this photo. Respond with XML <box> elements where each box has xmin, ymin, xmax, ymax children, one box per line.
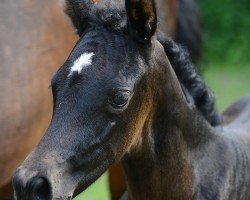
<box><xmin>110</xmin><ymin>91</ymin><xmax>131</xmax><ymax>109</ymax></box>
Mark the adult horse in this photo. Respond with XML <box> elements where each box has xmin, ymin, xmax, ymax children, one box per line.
<box><xmin>0</xmin><ymin>1</ymin><xmax>77</xmax><ymax>199</ymax></box>
<box><xmin>13</xmin><ymin>0</ymin><xmax>250</xmax><ymax>199</ymax></box>
<box><xmin>0</xmin><ymin>0</ymin><xmax>202</xmax><ymax>199</ymax></box>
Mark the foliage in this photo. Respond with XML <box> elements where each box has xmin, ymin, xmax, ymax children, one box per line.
<box><xmin>198</xmin><ymin>0</ymin><xmax>250</xmax><ymax>65</ymax></box>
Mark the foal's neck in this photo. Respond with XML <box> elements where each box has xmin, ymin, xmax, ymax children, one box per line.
<box><xmin>122</xmin><ymin>43</ymin><xmax>218</xmax><ymax>199</ymax></box>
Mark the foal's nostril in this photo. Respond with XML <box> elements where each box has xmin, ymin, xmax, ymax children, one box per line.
<box><xmin>32</xmin><ymin>177</ymin><xmax>52</xmax><ymax>200</ymax></box>
<box><xmin>13</xmin><ymin>170</ymin><xmax>52</xmax><ymax>200</ymax></box>
<box><xmin>13</xmin><ymin>170</ymin><xmax>24</xmax><ymax>192</ymax></box>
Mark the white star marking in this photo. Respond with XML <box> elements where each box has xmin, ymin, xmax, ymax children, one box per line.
<box><xmin>68</xmin><ymin>52</ymin><xmax>94</xmax><ymax>76</ymax></box>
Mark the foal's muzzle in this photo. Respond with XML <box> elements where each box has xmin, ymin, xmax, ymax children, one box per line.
<box><xmin>13</xmin><ymin>168</ymin><xmax>52</xmax><ymax>200</ymax></box>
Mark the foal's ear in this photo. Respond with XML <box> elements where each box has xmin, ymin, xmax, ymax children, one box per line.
<box><xmin>126</xmin><ymin>0</ymin><xmax>157</xmax><ymax>42</ymax></box>
<box><xmin>65</xmin><ymin>0</ymin><xmax>89</xmax><ymax>36</ymax></box>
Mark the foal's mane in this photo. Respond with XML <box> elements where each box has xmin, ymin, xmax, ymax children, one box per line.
<box><xmin>157</xmin><ymin>33</ymin><xmax>222</xmax><ymax>126</ymax></box>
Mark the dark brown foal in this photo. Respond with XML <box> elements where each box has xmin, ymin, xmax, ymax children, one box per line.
<box><xmin>12</xmin><ymin>0</ymin><xmax>250</xmax><ymax>199</ymax></box>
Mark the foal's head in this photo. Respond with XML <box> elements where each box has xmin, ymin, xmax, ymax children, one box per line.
<box><xmin>13</xmin><ymin>0</ymin><xmax>169</xmax><ymax>199</ymax></box>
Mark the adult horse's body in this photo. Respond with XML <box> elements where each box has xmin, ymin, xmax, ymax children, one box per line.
<box><xmin>13</xmin><ymin>0</ymin><xmax>250</xmax><ymax>199</ymax></box>
<box><xmin>0</xmin><ymin>1</ymin><xmax>77</xmax><ymax>198</ymax></box>
<box><xmin>0</xmin><ymin>0</ymin><xmax>202</xmax><ymax>199</ymax></box>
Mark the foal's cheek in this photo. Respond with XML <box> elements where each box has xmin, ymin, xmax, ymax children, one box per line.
<box><xmin>111</xmin><ymin>118</ymin><xmax>139</xmax><ymax>154</ymax></box>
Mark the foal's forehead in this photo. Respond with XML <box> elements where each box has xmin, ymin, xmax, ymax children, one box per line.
<box><xmin>68</xmin><ymin>52</ymin><xmax>95</xmax><ymax>77</ymax></box>
<box><xmin>52</xmin><ymin>26</ymin><xmax>145</xmax><ymax>95</ymax></box>
<box><xmin>66</xmin><ymin>27</ymin><xmax>132</xmax><ymax>77</ymax></box>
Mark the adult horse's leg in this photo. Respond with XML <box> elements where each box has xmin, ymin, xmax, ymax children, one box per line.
<box><xmin>109</xmin><ymin>164</ymin><xmax>126</xmax><ymax>200</ymax></box>
<box><xmin>0</xmin><ymin>1</ymin><xmax>76</xmax><ymax>198</ymax></box>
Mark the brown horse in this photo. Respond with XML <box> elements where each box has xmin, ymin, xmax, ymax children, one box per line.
<box><xmin>13</xmin><ymin>0</ymin><xmax>250</xmax><ymax>199</ymax></box>
<box><xmin>0</xmin><ymin>1</ymin><xmax>77</xmax><ymax>199</ymax></box>
<box><xmin>0</xmin><ymin>0</ymin><xmax>202</xmax><ymax>199</ymax></box>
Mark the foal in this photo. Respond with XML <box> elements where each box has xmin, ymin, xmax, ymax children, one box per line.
<box><xmin>13</xmin><ymin>0</ymin><xmax>250</xmax><ymax>199</ymax></box>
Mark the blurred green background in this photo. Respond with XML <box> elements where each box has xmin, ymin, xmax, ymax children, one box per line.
<box><xmin>199</xmin><ymin>0</ymin><xmax>250</xmax><ymax>111</ymax></box>
<box><xmin>75</xmin><ymin>0</ymin><xmax>250</xmax><ymax>199</ymax></box>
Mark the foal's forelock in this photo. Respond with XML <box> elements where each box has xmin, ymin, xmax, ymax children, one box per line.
<box><xmin>65</xmin><ymin>0</ymin><xmax>127</xmax><ymax>35</ymax></box>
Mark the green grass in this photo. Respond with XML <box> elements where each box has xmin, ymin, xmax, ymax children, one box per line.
<box><xmin>205</xmin><ymin>62</ymin><xmax>250</xmax><ymax>112</ymax></box>
<box><xmin>74</xmin><ymin>173</ymin><xmax>110</xmax><ymax>200</ymax></box>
